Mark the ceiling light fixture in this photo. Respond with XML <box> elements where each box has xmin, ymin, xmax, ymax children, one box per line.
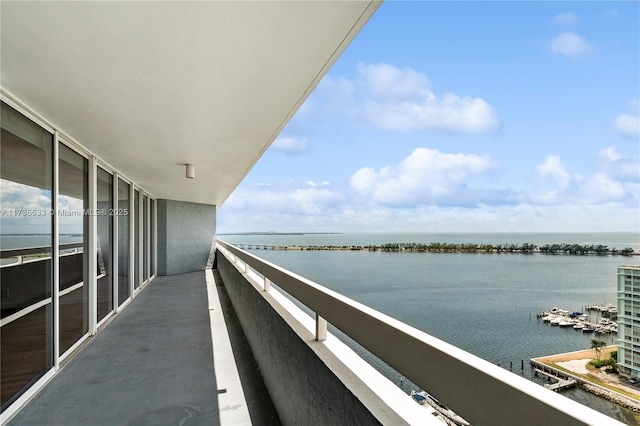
<box><xmin>186</xmin><ymin>164</ymin><xmax>195</xmax><ymax>179</ymax></box>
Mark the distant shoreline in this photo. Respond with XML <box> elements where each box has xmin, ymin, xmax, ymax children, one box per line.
<box><xmin>233</xmin><ymin>242</ymin><xmax>638</xmax><ymax>256</ymax></box>
<box><xmin>218</xmin><ymin>232</ymin><xmax>342</xmax><ymax>236</ymax></box>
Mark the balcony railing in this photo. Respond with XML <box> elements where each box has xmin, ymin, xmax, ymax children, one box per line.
<box><xmin>0</xmin><ymin>242</ymin><xmax>83</xmax><ymax>265</ymax></box>
<box><xmin>216</xmin><ymin>239</ymin><xmax>623</xmax><ymax>425</ymax></box>
<box><xmin>1</xmin><ymin>243</ymin><xmax>86</xmax><ymax>318</ymax></box>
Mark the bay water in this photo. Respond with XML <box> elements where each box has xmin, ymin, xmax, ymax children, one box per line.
<box><xmin>220</xmin><ymin>232</ymin><xmax>640</xmax><ymax>424</ymax></box>
<box><xmin>4</xmin><ymin>232</ymin><xmax>639</xmax><ymax>422</ymax></box>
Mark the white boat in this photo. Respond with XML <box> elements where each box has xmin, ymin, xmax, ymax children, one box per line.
<box><xmin>558</xmin><ymin>320</ymin><xmax>573</xmax><ymax>327</ymax></box>
<box><xmin>573</xmin><ymin>323</ymin><xmax>585</xmax><ymax>330</ymax></box>
<box><xmin>550</xmin><ymin>317</ymin><xmax>563</xmax><ymax>326</ymax></box>
<box><xmin>410</xmin><ymin>390</ymin><xmax>471</xmax><ymax>426</ymax></box>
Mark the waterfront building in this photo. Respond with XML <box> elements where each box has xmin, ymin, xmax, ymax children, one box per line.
<box><xmin>617</xmin><ymin>266</ymin><xmax>640</xmax><ymax>379</ymax></box>
<box><xmin>0</xmin><ymin>2</ymin><xmax>623</xmax><ymax>425</ymax></box>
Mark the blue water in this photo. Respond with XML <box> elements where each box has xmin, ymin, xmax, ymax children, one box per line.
<box><xmin>1</xmin><ymin>234</ymin><xmax>82</xmax><ymax>250</ymax></box>
<box><xmin>220</xmin><ymin>233</ymin><xmax>640</xmax><ymax>424</ymax></box>
<box><xmin>0</xmin><ymin>234</ymin><xmax>84</xmax><ymax>266</ymax></box>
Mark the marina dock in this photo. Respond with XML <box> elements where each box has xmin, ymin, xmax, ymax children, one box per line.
<box><xmin>531</xmin><ymin>349</ymin><xmax>640</xmax><ymax>413</ymax></box>
<box><xmin>533</xmin><ymin>368</ymin><xmax>577</xmax><ymax>392</ymax></box>
<box><xmin>536</xmin><ymin>305</ymin><xmax>617</xmax><ymax>335</ymax></box>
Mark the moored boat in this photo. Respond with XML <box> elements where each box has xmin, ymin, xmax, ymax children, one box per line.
<box><xmin>410</xmin><ymin>390</ymin><xmax>471</xmax><ymax>426</ymax></box>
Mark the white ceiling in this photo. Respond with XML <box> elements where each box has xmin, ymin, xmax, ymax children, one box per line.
<box><xmin>1</xmin><ymin>1</ymin><xmax>380</xmax><ymax>206</ymax></box>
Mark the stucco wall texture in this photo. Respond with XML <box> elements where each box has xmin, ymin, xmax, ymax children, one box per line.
<box><xmin>157</xmin><ymin>199</ymin><xmax>215</xmax><ymax>276</ymax></box>
<box><xmin>216</xmin><ymin>252</ymin><xmax>381</xmax><ymax>425</ymax></box>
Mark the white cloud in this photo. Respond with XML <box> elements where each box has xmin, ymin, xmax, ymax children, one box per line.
<box><xmin>613</xmin><ymin>99</ymin><xmax>640</xmax><ymax>137</ymax></box>
<box><xmin>581</xmin><ymin>173</ymin><xmax>626</xmax><ymax>202</ymax></box>
<box><xmin>614</xmin><ymin>114</ymin><xmax>640</xmax><ymax>137</ymax></box>
<box><xmin>270</xmin><ymin>136</ymin><xmax>308</xmax><ymax>153</ymax></box>
<box><xmin>360</xmin><ymin>93</ymin><xmax>499</xmax><ymax>133</ymax></box>
<box><xmin>554</xmin><ymin>13</ymin><xmax>578</xmax><ymax>25</ymax></box>
<box><xmin>550</xmin><ymin>32</ymin><xmax>592</xmax><ymax>59</ymax></box>
<box><xmin>222</xmin><ymin>180</ymin><xmax>343</xmax><ymax>217</ymax></box>
<box><xmin>357</xmin><ymin>63</ymin><xmax>431</xmax><ymax>100</ymax></box>
<box><xmin>218</xmin><ymin>197</ymin><xmax>639</xmax><ymax>234</ymax></box>
<box><xmin>534</xmin><ymin>151</ymin><xmax>637</xmax><ymax>205</ymax></box>
<box><xmin>536</xmin><ymin>155</ymin><xmax>572</xmax><ymax>189</ymax></box>
<box><xmin>0</xmin><ymin>180</ymin><xmax>52</xmax><ymax>233</ymax></box>
<box><xmin>598</xmin><ymin>146</ymin><xmax>622</xmax><ymax>163</ymax></box>
<box><xmin>218</xmin><ymin>149</ymin><xmax>639</xmax><ymax>234</ymax></box>
<box><xmin>598</xmin><ymin>146</ymin><xmax>640</xmax><ymax>182</ymax></box>
<box><xmin>350</xmin><ymin>168</ymin><xmax>378</xmax><ymax>193</ymax></box>
<box><xmin>318</xmin><ymin>63</ymin><xmax>500</xmax><ymax>133</ymax></box>
<box><xmin>350</xmin><ymin>148</ymin><xmax>496</xmax><ymax>206</ymax></box>
<box><xmin>218</xmin><ymin>180</ymin><xmax>347</xmax><ymax>232</ymax></box>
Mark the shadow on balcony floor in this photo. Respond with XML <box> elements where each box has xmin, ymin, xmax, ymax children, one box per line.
<box><xmin>8</xmin><ymin>270</ymin><xmax>279</xmax><ymax>425</ymax></box>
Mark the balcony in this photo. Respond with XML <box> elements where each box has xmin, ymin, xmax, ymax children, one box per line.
<box><xmin>4</xmin><ymin>240</ymin><xmax>623</xmax><ymax>425</ymax></box>
<box><xmin>0</xmin><ymin>3</ymin><xmax>632</xmax><ymax>423</ymax></box>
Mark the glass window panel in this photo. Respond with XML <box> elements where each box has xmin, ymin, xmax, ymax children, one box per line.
<box><xmin>134</xmin><ymin>190</ymin><xmax>140</xmax><ymax>289</ymax></box>
<box><xmin>150</xmin><ymin>199</ymin><xmax>156</xmax><ymax>277</ymax></box>
<box><xmin>143</xmin><ymin>195</ymin><xmax>148</xmax><ymax>281</ymax></box>
<box><xmin>0</xmin><ymin>306</ymin><xmax>53</xmax><ymax>408</ymax></box>
<box><xmin>96</xmin><ymin>167</ymin><xmax>113</xmax><ymax>322</ymax></box>
<box><xmin>58</xmin><ymin>143</ymin><xmax>89</xmax><ymax>355</ymax></box>
<box><xmin>117</xmin><ymin>178</ymin><xmax>130</xmax><ymax>305</ymax></box>
<box><xmin>0</xmin><ymin>101</ymin><xmax>53</xmax><ymax>408</ymax></box>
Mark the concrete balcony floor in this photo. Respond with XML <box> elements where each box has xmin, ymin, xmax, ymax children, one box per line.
<box><xmin>8</xmin><ymin>271</ymin><xmax>279</xmax><ymax>425</ymax></box>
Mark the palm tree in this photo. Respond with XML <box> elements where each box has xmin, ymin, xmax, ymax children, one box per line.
<box><xmin>590</xmin><ymin>339</ymin><xmax>607</xmax><ymax>361</ymax></box>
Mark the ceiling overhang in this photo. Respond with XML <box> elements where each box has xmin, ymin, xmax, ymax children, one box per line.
<box><xmin>1</xmin><ymin>1</ymin><xmax>381</xmax><ymax>206</ymax></box>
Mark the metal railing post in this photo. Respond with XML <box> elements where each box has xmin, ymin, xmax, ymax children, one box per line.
<box><xmin>316</xmin><ymin>314</ymin><xmax>327</xmax><ymax>342</ymax></box>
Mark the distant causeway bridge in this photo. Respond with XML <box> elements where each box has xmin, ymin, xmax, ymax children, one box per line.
<box><xmin>233</xmin><ymin>244</ymin><xmax>281</xmax><ymax>250</ymax></box>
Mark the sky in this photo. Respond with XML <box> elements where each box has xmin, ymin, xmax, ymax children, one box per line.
<box><xmin>218</xmin><ymin>1</ymin><xmax>640</xmax><ymax>234</ymax></box>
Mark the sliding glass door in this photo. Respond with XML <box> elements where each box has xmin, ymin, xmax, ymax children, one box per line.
<box><xmin>58</xmin><ymin>143</ymin><xmax>89</xmax><ymax>355</ymax></box>
<box><xmin>96</xmin><ymin>168</ymin><xmax>113</xmax><ymax>323</ymax></box>
<box><xmin>117</xmin><ymin>178</ymin><xmax>130</xmax><ymax>306</ymax></box>
<box><xmin>0</xmin><ymin>101</ymin><xmax>54</xmax><ymax>409</ymax></box>
<box><xmin>1</xmin><ymin>96</ymin><xmax>159</xmax><ymax>415</ymax></box>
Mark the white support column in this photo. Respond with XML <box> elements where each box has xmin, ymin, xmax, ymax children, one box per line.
<box><xmin>88</xmin><ymin>156</ymin><xmax>98</xmax><ymax>335</ymax></box>
<box><xmin>52</xmin><ymin>132</ymin><xmax>60</xmax><ymax>369</ymax></box>
<box><xmin>112</xmin><ymin>173</ymin><xmax>119</xmax><ymax>312</ymax></box>
<box><xmin>263</xmin><ymin>277</ymin><xmax>271</xmax><ymax>292</ymax></box>
<box><xmin>316</xmin><ymin>314</ymin><xmax>327</xmax><ymax>342</ymax></box>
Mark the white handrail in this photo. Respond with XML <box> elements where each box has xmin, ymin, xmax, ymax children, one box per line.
<box><xmin>216</xmin><ymin>239</ymin><xmax>623</xmax><ymax>426</ymax></box>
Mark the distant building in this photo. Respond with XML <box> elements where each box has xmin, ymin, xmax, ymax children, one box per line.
<box><xmin>617</xmin><ymin>265</ymin><xmax>640</xmax><ymax>378</ymax></box>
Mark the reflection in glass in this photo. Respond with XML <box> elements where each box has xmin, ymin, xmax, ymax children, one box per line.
<box><xmin>143</xmin><ymin>194</ymin><xmax>149</xmax><ymax>281</ymax></box>
<box><xmin>0</xmin><ymin>101</ymin><xmax>54</xmax><ymax>409</ymax></box>
<box><xmin>117</xmin><ymin>178</ymin><xmax>130</xmax><ymax>305</ymax></box>
<box><xmin>134</xmin><ymin>190</ymin><xmax>140</xmax><ymax>289</ymax></box>
<box><xmin>96</xmin><ymin>167</ymin><xmax>113</xmax><ymax>322</ymax></box>
<box><xmin>58</xmin><ymin>143</ymin><xmax>89</xmax><ymax>355</ymax></box>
